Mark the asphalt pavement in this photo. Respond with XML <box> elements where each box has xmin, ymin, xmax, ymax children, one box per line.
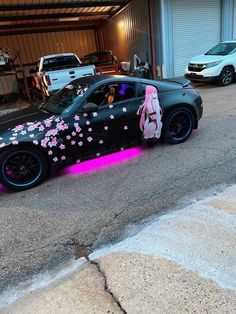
<box><xmin>0</xmin><ymin>82</ymin><xmax>236</xmax><ymax>297</ymax></box>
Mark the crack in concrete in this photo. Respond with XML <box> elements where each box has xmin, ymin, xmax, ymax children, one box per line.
<box><xmin>86</xmin><ymin>256</ymin><xmax>127</xmax><ymax>314</ymax></box>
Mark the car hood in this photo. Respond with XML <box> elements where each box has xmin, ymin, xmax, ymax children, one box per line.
<box><xmin>0</xmin><ymin>106</ymin><xmax>49</xmax><ymax>133</ymax></box>
<box><xmin>189</xmin><ymin>54</ymin><xmax>227</xmax><ymax>64</ymax></box>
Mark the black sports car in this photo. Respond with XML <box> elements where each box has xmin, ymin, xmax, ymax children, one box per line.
<box><xmin>0</xmin><ymin>75</ymin><xmax>203</xmax><ymax>191</ymax></box>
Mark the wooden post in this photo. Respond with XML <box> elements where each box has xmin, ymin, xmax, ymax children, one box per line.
<box><xmin>16</xmin><ymin>50</ymin><xmax>32</xmax><ymax>104</ymax></box>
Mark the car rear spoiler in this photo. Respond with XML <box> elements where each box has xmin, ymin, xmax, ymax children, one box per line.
<box><xmin>165</xmin><ymin>77</ymin><xmax>190</xmax><ymax>87</ymax></box>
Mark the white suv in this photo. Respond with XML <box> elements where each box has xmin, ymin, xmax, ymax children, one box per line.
<box><xmin>185</xmin><ymin>41</ymin><xmax>236</xmax><ymax>86</ymax></box>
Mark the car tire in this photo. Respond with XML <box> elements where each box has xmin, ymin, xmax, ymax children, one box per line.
<box><xmin>0</xmin><ymin>146</ymin><xmax>48</xmax><ymax>191</ymax></box>
<box><xmin>218</xmin><ymin>67</ymin><xmax>234</xmax><ymax>86</ymax></box>
<box><xmin>162</xmin><ymin>107</ymin><xmax>194</xmax><ymax>144</ymax></box>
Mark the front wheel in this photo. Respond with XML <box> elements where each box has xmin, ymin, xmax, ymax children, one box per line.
<box><xmin>218</xmin><ymin>67</ymin><xmax>234</xmax><ymax>86</ymax></box>
<box><xmin>162</xmin><ymin>107</ymin><xmax>194</xmax><ymax>144</ymax></box>
<box><xmin>0</xmin><ymin>147</ymin><xmax>48</xmax><ymax>191</ymax></box>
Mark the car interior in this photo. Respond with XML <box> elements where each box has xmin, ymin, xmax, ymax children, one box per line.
<box><xmin>87</xmin><ymin>83</ymin><xmax>135</xmax><ymax>107</ymax></box>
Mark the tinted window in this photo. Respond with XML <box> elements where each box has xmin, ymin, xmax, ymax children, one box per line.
<box><xmin>42</xmin><ymin>83</ymin><xmax>89</xmax><ymax>114</ymax></box>
<box><xmin>137</xmin><ymin>83</ymin><xmax>158</xmax><ymax>97</ymax></box>
<box><xmin>83</xmin><ymin>53</ymin><xmax>112</xmax><ymax>66</ymax></box>
<box><xmin>87</xmin><ymin>83</ymin><xmax>136</xmax><ymax>107</ymax></box>
<box><xmin>42</xmin><ymin>56</ymin><xmax>81</xmax><ymax>71</ymax></box>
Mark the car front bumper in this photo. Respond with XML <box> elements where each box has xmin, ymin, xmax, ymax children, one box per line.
<box><xmin>185</xmin><ymin>73</ymin><xmax>217</xmax><ymax>82</ymax></box>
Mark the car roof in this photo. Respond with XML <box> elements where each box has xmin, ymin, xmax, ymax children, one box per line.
<box><xmin>222</xmin><ymin>40</ymin><xmax>236</xmax><ymax>43</ymax></box>
<box><xmin>72</xmin><ymin>75</ymin><xmax>142</xmax><ymax>86</ymax></box>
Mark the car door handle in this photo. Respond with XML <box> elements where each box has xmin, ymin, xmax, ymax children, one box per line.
<box><xmin>70</xmin><ymin>76</ymin><xmax>76</xmax><ymax>79</ymax></box>
<box><xmin>69</xmin><ymin>71</ymin><xmax>75</xmax><ymax>74</ymax></box>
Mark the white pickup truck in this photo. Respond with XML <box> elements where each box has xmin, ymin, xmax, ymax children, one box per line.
<box><xmin>31</xmin><ymin>53</ymin><xmax>95</xmax><ymax>96</ymax></box>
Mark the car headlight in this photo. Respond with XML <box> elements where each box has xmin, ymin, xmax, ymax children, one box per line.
<box><xmin>204</xmin><ymin>61</ymin><xmax>222</xmax><ymax>69</ymax></box>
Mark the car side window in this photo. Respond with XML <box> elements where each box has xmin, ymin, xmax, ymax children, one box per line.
<box><xmin>137</xmin><ymin>83</ymin><xmax>158</xmax><ymax>97</ymax></box>
<box><xmin>86</xmin><ymin>83</ymin><xmax>136</xmax><ymax>108</ymax></box>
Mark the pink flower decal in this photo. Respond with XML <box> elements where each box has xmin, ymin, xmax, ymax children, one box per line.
<box><xmin>61</xmin><ymin>156</ymin><xmax>66</xmax><ymax>160</ymax></box>
<box><xmin>104</xmin><ymin>126</ymin><xmax>108</xmax><ymax>131</ymax></box>
<box><xmin>86</xmin><ymin>121</ymin><xmax>90</xmax><ymax>125</ymax></box>
<box><xmin>122</xmin><ymin>108</ymin><xmax>127</xmax><ymax>112</ymax></box>
<box><xmin>87</xmin><ymin>137</ymin><xmax>93</xmax><ymax>142</ymax></box>
<box><xmin>79</xmin><ymin>133</ymin><xmax>83</xmax><ymax>138</ymax></box>
<box><xmin>124</xmin><ymin>126</ymin><xmax>128</xmax><ymax>130</ymax></box>
<box><xmin>78</xmin><ymin>141</ymin><xmax>83</xmax><ymax>146</ymax></box>
<box><xmin>99</xmin><ymin>140</ymin><xmax>103</xmax><ymax>144</ymax></box>
<box><xmin>59</xmin><ymin>144</ymin><xmax>65</xmax><ymax>150</ymax></box>
<box><xmin>48</xmin><ymin>137</ymin><xmax>58</xmax><ymax>148</ymax></box>
<box><xmin>53</xmin><ymin>157</ymin><xmax>58</xmax><ymax>162</ymax></box>
<box><xmin>12</xmin><ymin>141</ymin><xmax>19</xmax><ymax>145</ymax></box>
<box><xmin>88</xmin><ymin>128</ymin><xmax>92</xmax><ymax>132</ymax></box>
<box><xmin>110</xmin><ymin>115</ymin><xmax>114</xmax><ymax>119</ymax></box>
<box><xmin>33</xmin><ymin>140</ymin><xmax>39</xmax><ymax>145</ymax></box>
<box><xmin>41</xmin><ymin>137</ymin><xmax>49</xmax><ymax>148</ymax></box>
<box><xmin>66</xmin><ymin>135</ymin><xmax>71</xmax><ymax>140</ymax></box>
<box><xmin>48</xmin><ymin>150</ymin><xmax>53</xmax><ymax>155</ymax></box>
<box><xmin>74</xmin><ymin>115</ymin><xmax>80</xmax><ymax>121</ymax></box>
<box><xmin>13</xmin><ymin>125</ymin><xmax>24</xmax><ymax>132</ymax></box>
<box><xmin>71</xmin><ymin>141</ymin><xmax>76</xmax><ymax>145</ymax></box>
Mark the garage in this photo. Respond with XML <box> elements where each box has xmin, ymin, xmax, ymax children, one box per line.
<box><xmin>234</xmin><ymin>0</ymin><xmax>236</xmax><ymax>38</ymax></box>
<box><xmin>171</xmin><ymin>0</ymin><xmax>222</xmax><ymax>77</ymax></box>
<box><xmin>0</xmin><ymin>0</ymin><xmax>156</xmax><ymax>106</ymax></box>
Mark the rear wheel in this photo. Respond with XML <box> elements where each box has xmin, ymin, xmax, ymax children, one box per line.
<box><xmin>162</xmin><ymin>107</ymin><xmax>194</xmax><ymax>144</ymax></box>
<box><xmin>218</xmin><ymin>67</ymin><xmax>234</xmax><ymax>86</ymax></box>
<box><xmin>0</xmin><ymin>147</ymin><xmax>48</xmax><ymax>191</ymax></box>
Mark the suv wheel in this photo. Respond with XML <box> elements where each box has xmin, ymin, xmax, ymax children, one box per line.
<box><xmin>218</xmin><ymin>67</ymin><xmax>234</xmax><ymax>86</ymax></box>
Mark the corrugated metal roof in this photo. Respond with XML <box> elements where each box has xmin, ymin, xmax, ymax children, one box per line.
<box><xmin>0</xmin><ymin>0</ymin><xmax>131</xmax><ymax>35</ymax></box>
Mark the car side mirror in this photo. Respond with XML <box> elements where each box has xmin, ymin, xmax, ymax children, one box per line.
<box><xmin>83</xmin><ymin>102</ymin><xmax>98</xmax><ymax>113</ymax></box>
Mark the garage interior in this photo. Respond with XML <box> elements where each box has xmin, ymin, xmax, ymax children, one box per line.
<box><xmin>0</xmin><ymin>0</ymin><xmax>157</xmax><ymax>107</ymax></box>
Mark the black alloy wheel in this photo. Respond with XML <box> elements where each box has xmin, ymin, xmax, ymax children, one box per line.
<box><xmin>0</xmin><ymin>147</ymin><xmax>48</xmax><ymax>191</ymax></box>
<box><xmin>163</xmin><ymin>107</ymin><xmax>194</xmax><ymax>144</ymax></box>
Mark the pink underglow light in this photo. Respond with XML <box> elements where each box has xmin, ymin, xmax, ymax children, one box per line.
<box><xmin>61</xmin><ymin>147</ymin><xmax>144</xmax><ymax>176</ymax></box>
<box><xmin>0</xmin><ymin>184</ymin><xmax>7</xmax><ymax>193</ymax></box>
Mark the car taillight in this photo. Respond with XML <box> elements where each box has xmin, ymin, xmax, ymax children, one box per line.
<box><xmin>44</xmin><ymin>75</ymin><xmax>51</xmax><ymax>86</ymax></box>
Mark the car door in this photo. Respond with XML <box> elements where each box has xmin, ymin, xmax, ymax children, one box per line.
<box><xmin>61</xmin><ymin>109</ymin><xmax>107</xmax><ymax>162</ymax></box>
<box><xmin>99</xmin><ymin>82</ymin><xmax>141</xmax><ymax>148</ymax></box>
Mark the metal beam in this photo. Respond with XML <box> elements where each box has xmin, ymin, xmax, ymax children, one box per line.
<box><xmin>0</xmin><ymin>1</ymin><xmax>129</xmax><ymax>11</ymax></box>
<box><xmin>0</xmin><ymin>25</ymin><xmax>94</xmax><ymax>37</ymax></box>
<box><xmin>0</xmin><ymin>21</ymin><xmax>101</xmax><ymax>30</ymax></box>
<box><xmin>0</xmin><ymin>12</ymin><xmax>109</xmax><ymax>22</ymax></box>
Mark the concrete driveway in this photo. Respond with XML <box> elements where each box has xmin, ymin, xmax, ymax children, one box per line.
<box><xmin>0</xmin><ymin>83</ymin><xmax>236</xmax><ymax>296</ymax></box>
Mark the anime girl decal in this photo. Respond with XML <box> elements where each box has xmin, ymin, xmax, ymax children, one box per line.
<box><xmin>137</xmin><ymin>85</ymin><xmax>163</xmax><ymax>140</ymax></box>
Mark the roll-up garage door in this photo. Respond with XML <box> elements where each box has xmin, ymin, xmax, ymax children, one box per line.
<box><xmin>172</xmin><ymin>0</ymin><xmax>221</xmax><ymax>77</ymax></box>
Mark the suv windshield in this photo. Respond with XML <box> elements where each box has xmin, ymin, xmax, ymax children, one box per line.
<box><xmin>42</xmin><ymin>83</ymin><xmax>89</xmax><ymax>115</ymax></box>
<box><xmin>43</xmin><ymin>55</ymin><xmax>81</xmax><ymax>71</ymax></box>
<box><xmin>205</xmin><ymin>43</ymin><xmax>236</xmax><ymax>56</ymax></box>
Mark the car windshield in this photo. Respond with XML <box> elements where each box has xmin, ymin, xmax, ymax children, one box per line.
<box><xmin>42</xmin><ymin>83</ymin><xmax>89</xmax><ymax>115</ymax></box>
<box><xmin>205</xmin><ymin>43</ymin><xmax>236</xmax><ymax>56</ymax></box>
<box><xmin>42</xmin><ymin>55</ymin><xmax>81</xmax><ymax>71</ymax></box>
